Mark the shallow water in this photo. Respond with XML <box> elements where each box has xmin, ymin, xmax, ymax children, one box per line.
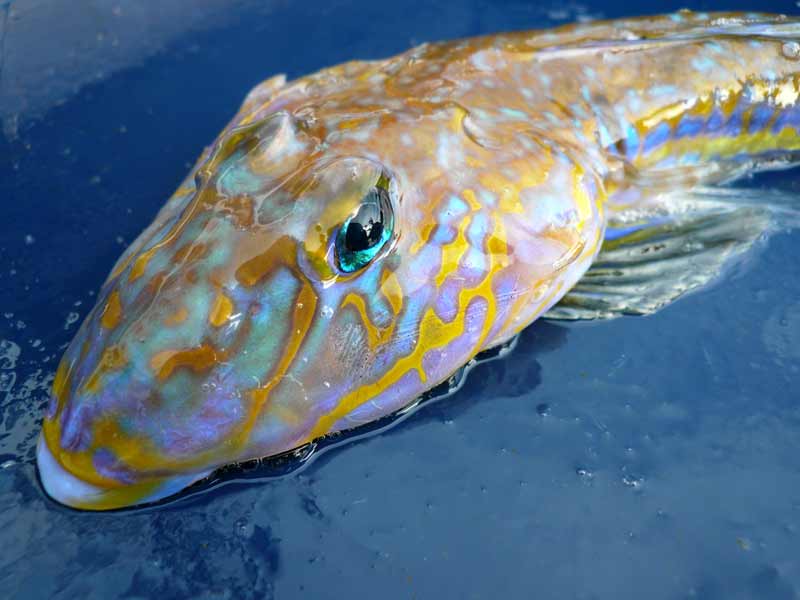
<box><xmin>2</xmin><ymin>1</ymin><xmax>800</xmax><ymax>598</ymax></box>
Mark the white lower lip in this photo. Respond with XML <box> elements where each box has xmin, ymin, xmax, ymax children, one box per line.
<box><xmin>36</xmin><ymin>435</ymin><xmax>106</xmax><ymax>507</ymax></box>
<box><xmin>37</xmin><ymin>434</ymin><xmax>214</xmax><ymax>510</ymax></box>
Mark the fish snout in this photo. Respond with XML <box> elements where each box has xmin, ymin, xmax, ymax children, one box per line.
<box><xmin>36</xmin><ymin>433</ymin><xmax>211</xmax><ymax>511</ymax></box>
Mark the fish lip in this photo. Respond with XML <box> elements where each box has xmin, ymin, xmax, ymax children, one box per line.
<box><xmin>36</xmin><ymin>434</ymin><xmax>107</xmax><ymax>509</ymax></box>
<box><xmin>36</xmin><ymin>435</ymin><xmax>212</xmax><ymax>511</ymax></box>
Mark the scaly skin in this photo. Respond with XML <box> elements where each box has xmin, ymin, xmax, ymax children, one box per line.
<box><xmin>37</xmin><ymin>11</ymin><xmax>800</xmax><ymax>509</ymax></box>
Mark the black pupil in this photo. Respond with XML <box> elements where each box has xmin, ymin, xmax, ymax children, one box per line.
<box><xmin>344</xmin><ymin>188</ymin><xmax>387</xmax><ymax>252</ymax></box>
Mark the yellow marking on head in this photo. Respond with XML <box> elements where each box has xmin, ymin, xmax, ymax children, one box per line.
<box><xmin>571</xmin><ymin>168</ymin><xmax>594</xmax><ymax>232</ymax></box>
<box><xmin>109</xmin><ymin>252</ymin><xmax>136</xmax><ymax>282</ymax></box>
<box><xmin>235</xmin><ymin>237</ymin><xmax>296</xmax><ymax>286</ymax></box>
<box><xmin>462</xmin><ymin>188</ymin><xmax>481</xmax><ymax>211</ymax></box>
<box><xmin>478</xmin><ymin>173</ymin><xmax>524</xmax><ymax>215</ymax></box>
<box><xmin>380</xmin><ymin>269</ymin><xmax>404</xmax><ymax>315</ymax></box>
<box><xmin>342</xmin><ymin>292</ymin><xmax>395</xmax><ymax>350</ymax></box>
<box><xmin>165</xmin><ymin>306</ymin><xmax>189</xmax><ymax>326</ymax></box>
<box><xmin>410</xmin><ymin>222</ymin><xmax>436</xmax><ymax>255</ymax></box>
<box><xmin>209</xmin><ymin>292</ymin><xmax>234</xmax><ymax>327</ymax></box>
<box><xmin>449</xmin><ymin>105</ymin><xmax>468</xmax><ymax>133</ymax></box>
<box><xmin>435</xmin><ymin>215</ymin><xmax>472</xmax><ymax>287</ymax></box>
<box><xmin>100</xmin><ymin>291</ymin><xmax>122</xmax><ymax>330</ymax></box>
<box><xmin>42</xmin><ymin>418</ymin><xmax>156</xmax><ymax>495</ymax></box>
<box><xmin>150</xmin><ymin>344</ymin><xmax>222</xmax><ymax>380</ymax></box>
<box><xmin>129</xmin><ymin>247</ymin><xmax>158</xmax><ymax>282</ymax></box>
<box><xmin>466</xmin><ymin>156</ymin><xmax>486</xmax><ymax>169</ymax></box>
<box><xmin>236</xmin><ymin>279</ymin><xmax>318</xmax><ymax>448</ymax></box>
<box><xmin>84</xmin><ymin>344</ymin><xmax>128</xmax><ymax>394</ymax></box>
<box><xmin>338</xmin><ymin>118</ymin><xmax>364</xmax><ymax>130</ymax></box>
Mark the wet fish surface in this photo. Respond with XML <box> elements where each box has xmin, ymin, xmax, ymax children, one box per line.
<box><xmin>36</xmin><ymin>10</ymin><xmax>800</xmax><ymax>509</ymax></box>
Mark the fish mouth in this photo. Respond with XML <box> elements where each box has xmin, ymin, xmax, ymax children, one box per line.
<box><xmin>36</xmin><ymin>435</ymin><xmax>211</xmax><ymax>511</ymax></box>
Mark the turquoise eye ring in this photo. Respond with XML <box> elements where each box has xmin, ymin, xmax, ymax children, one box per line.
<box><xmin>335</xmin><ymin>175</ymin><xmax>395</xmax><ymax>273</ymax></box>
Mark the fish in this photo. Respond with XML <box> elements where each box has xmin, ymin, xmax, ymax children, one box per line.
<box><xmin>37</xmin><ymin>10</ymin><xmax>800</xmax><ymax>510</ymax></box>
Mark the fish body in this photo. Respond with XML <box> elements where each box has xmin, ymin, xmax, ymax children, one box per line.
<box><xmin>38</xmin><ymin>11</ymin><xmax>800</xmax><ymax>509</ymax></box>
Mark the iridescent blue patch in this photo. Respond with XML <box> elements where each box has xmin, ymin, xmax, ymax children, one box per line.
<box><xmin>642</xmin><ymin>122</ymin><xmax>671</xmax><ymax>155</ymax></box>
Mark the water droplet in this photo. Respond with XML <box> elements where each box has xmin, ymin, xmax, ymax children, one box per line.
<box><xmin>737</xmin><ymin>537</ymin><xmax>751</xmax><ymax>551</ymax></box>
<box><xmin>23</xmin><ymin>234</ymin><xmax>35</xmax><ymax>245</ymax></box>
<box><xmin>321</xmin><ymin>305</ymin><xmax>334</xmax><ymax>319</ymax></box>
<box><xmin>622</xmin><ymin>474</ymin><xmax>644</xmax><ymax>489</ymax></box>
<box><xmin>323</xmin><ymin>381</ymin><xmax>331</xmax><ymax>388</ymax></box>
<box><xmin>0</xmin><ymin>340</ymin><xmax>21</xmax><ymax>370</ymax></box>
<box><xmin>0</xmin><ymin>371</ymin><xmax>15</xmax><ymax>392</ymax></box>
<box><xmin>64</xmin><ymin>312</ymin><xmax>80</xmax><ymax>330</ymax></box>
<box><xmin>783</xmin><ymin>41</ymin><xmax>800</xmax><ymax>60</ymax></box>
<box><xmin>234</xmin><ymin>518</ymin><xmax>253</xmax><ymax>538</ymax></box>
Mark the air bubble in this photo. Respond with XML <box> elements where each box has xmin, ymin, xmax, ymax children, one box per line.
<box><xmin>321</xmin><ymin>305</ymin><xmax>334</xmax><ymax>319</ymax></box>
<box><xmin>782</xmin><ymin>41</ymin><xmax>800</xmax><ymax>60</ymax></box>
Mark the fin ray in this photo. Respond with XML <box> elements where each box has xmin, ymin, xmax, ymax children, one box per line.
<box><xmin>546</xmin><ymin>187</ymin><xmax>798</xmax><ymax>320</ymax></box>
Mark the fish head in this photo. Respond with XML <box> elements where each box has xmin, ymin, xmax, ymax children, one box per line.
<box><xmin>37</xmin><ymin>62</ymin><xmax>573</xmax><ymax>510</ymax></box>
<box><xmin>36</xmin><ymin>98</ymin><xmax>469</xmax><ymax>510</ymax></box>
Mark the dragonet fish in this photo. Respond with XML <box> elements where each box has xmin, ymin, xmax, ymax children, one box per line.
<box><xmin>37</xmin><ymin>11</ymin><xmax>800</xmax><ymax>509</ymax></box>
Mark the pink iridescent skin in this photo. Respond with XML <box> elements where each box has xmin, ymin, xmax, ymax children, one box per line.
<box><xmin>37</xmin><ymin>11</ymin><xmax>800</xmax><ymax>509</ymax></box>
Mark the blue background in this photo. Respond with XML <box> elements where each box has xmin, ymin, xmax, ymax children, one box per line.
<box><xmin>1</xmin><ymin>1</ymin><xmax>800</xmax><ymax>598</ymax></box>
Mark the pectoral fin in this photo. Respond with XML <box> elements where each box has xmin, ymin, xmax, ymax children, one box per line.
<box><xmin>546</xmin><ymin>187</ymin><xmax>798</xmax><ymax>320</ymax></box>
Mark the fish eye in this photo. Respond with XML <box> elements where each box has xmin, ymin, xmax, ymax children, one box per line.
<box><xmin>335</xmin><ymin>174</ymin><xmax>395</xmax><ymax>273</ymax></box>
